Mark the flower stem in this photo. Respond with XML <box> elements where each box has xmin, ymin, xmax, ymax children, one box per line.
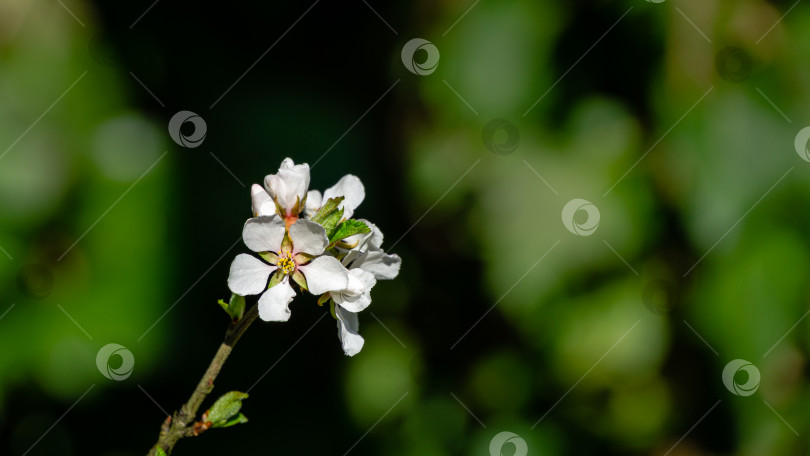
<box><xmin>147</xmin><ymin>304</ymin><xmax>259</xmax><ymax>455</ymax></box>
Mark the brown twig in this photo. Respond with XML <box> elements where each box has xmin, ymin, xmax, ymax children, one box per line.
<box><xmin>147</xmin><ymin>304</ymin><xmax>259</xmax><ymax>455</ymax></box>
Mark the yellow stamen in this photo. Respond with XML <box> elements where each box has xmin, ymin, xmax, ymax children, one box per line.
<box><xmin>278</xmin><ymin>254</ymin><xmax>295</xmax><ymax>274</ymax></box>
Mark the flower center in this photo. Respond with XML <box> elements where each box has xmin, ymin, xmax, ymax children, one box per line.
<box><xmin>277</xmin><ymin>254</ymin><xmax>296</xmax><ymax>274</ymax></box>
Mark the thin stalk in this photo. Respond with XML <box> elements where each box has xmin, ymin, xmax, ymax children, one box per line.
<box><xmin>147</xmin><ymin>304</ymin><xmax>259</xmax><ymax>455</ymax></box>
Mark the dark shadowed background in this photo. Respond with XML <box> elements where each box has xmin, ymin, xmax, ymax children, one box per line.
<box><xmin>2</xmin><ymin>0</ymin><xmax>810</xmax><ymax>455</ymax></box>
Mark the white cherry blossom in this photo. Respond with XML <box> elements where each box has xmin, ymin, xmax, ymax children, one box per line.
<box><xmin>228</xmin><ymin>215</ymin><xmax>348</xmax><ymax>322</ymax></box>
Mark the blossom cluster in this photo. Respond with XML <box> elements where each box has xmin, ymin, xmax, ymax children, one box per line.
<box><xmin>227</xmin><ymin>158</ymin><xmax>401</xmax><ymax>356</ymax></box>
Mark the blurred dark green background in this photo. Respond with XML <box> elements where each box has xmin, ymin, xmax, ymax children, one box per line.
<box><xmin>2</xmin><ymin>0</ymin><xmax>810</xmax><ymax>454</ymax></box>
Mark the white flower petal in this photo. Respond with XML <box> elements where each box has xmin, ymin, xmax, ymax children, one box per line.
<box><xmin>366</xmin><ymin>222</ymin><xmax>384</xmax><ymax>251</ymax></box>
<box><xmin>323</xmin><ymin>174</ymin><xmax>365</xmax><ymax>220</ymax></box>
<box><xmin>264</xmin><ymin>174</ymin><xmax>292</xmax><ymax>211</ymax></box>
<box><xmin>278</xmin><ymin>157</ymin><xmax>295</xmax><ymax>170</ymax></box>
<box><xmin>356</xmin><ymin>251</ymin><xmax>401</xmax><ymax>280</ymax></box>
<box><xmin>264</xmin><ymin>173</ymin><xmax>285</xmax><ymax>200</ymax></box>
<box><xmin>264</xmin><ymin>158</ymin><xmax>310</xmax><ymax>213</ymax></box>
<box><xmin>335</xmin><ymin>305</ymin><xmax>364</xmax><ymax>356</ymax></box>
<box><xmin>250</xmin><ymin>184</ymin><xmax>272</xmax><ymax>217</ymax></box>
<box><xmin>289</xmin><ymin>219</ymin><xmax>328</xmax><ymax>256</ymax></box>
<box><xmin>243</xmin><ymin>216</ymin><xmax>286</xmax><ymax>253</ymax></box>
<box><xmin>257</xmin><ymin>199</ymin><xmax>278</xmax><ymax>217</ymax></box>
<box><xmin>304</xmin><ymin>190</ymin><xmax>323</xmax><ymax>218</ymax></box>
<box><xmin>298</xmin><ymin>256</ymin><xmax>348</xmax><ymax>295</ymax></box>
<box><xmin>340</xmin><ymin>250</ymin><xmax>362</xmax><ymax>268</ymax></box>
<box><xmin>334</xmin><ymin>269</ymin><xmax>375</xmax><ymax>312</ymax></box>
<box><xmin>258</xmin><ymin>277</ymin><xmax>296</xmax><ymax>322</ymax></box>
<box><xmin>336</xmin><ymin>289</ymin><xmax>373</xmax><ymax>313</ymax></box>
<box><xmin>227</xmin><ymin>254</ymin><xmax>277</xmax><ymax>295</ymax></box>
<box><xmin>346</xmin><ymin>268</ymin><xmax>376</xmax><ymax>295</ymax></box>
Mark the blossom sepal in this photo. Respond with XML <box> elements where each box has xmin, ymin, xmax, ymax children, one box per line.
<box><xmin>266</xmin><ymin>271</ymin><xmax>286</xmax><ymax>290</ymax></box>
<box><xmin>291</xmin><ymin>194</ymin><xmax>307</xmax><ymax>220</ymax></box>
<box><xmin>292</xmin><ymin>270</ymin><xmax>308</xmax><ymax>291</ymax></box>
<box><xmin>217</xmin><ymin>294</ymin><xmax>245</xmax><ymax>323</ymax></box>
<box><xmin>317</xmin><ymin>292</ymin><xmax>332</xmax><ymax>307</ymax></box>
<box><xmin>211</xmin><ymin>413</ymin><xmax>248</xmax><ymax>429</ymax></box>
<box><xmin>333</xmin><ymin>239</ymin><xmax>360</xmax><ymax>250</ymax></box>
<box><xmin>258</xmin><ymin>251</ymin><xmax>279</xmax><ymax>264</ymax></box>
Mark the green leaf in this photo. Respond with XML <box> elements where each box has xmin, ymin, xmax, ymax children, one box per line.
<box><xmin>218</xmin><ymin>294</ymin><xmax>245</xmax><ymax>322</ymax></box>
<box><xmin>211</xmin><ymin>413</ymin><xmax>248</xmax><ymax>429</ymax></box>
<box><xmin>155</xmin><ymin>448</ymin><xmax>168</xmax><ymax>456</ymax></box>
<box><xmin>320</xmin><ymin>207</ymin><xmax>344</xmax><ymax>237</ymax></box>
<box><xmin>310</xmin><ymin>196</ymin><xmax>345</xmax><ymax>224</ymax></box>
<box><xmin>206</xmin><ymin>391</ymin><xmax>249</xmax><ymax>426</ymax></box>
<box><xmin>328</xmin><ymin>219</ymin><xmax>371</xmax><ymax>244</ymax></box>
